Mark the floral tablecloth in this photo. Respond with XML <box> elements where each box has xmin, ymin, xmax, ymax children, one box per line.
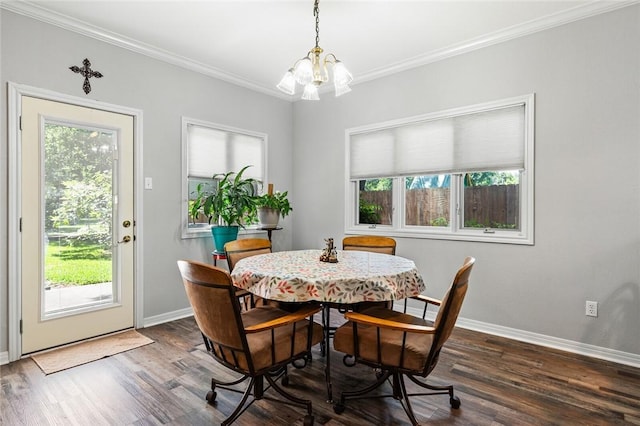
<box><xmin>230</xmin><ymin>249</ymin><xmax>425</xmax><ymax>304</ymax></box>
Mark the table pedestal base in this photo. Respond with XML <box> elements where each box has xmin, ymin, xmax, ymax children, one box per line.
<box><xmin>320</xmin><ymin>303</ymin><xmax>358</xmax><ymax>403</ymax></box>
<box><xmin>322</xmin><ymin>304</ymin><xmax>333</xmax><ymax>402</ymax></box>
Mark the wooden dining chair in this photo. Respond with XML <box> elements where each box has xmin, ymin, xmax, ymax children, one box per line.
<box><xmin>177</xmin><ymin>260</ymin><xmax>322</xmax><ymax>426</ymax></box>
<box><xmin>224</xmin><ymin>238</ymin><xmax>272</xmax><ymax>309</ymax></box>
<box><xmin>332</xmin><ymin>257</ymin><xmax>475</xmax><ymax>426</ymax></box>
<box><xmin>224</xmin><ymin>238</ymin><xmax>272</xmax><ymax>271</ymax></box>
<box><xmin>342</xmin><ymin>235</ymin><xmax>396</xmax><ymax>255</ymax></box>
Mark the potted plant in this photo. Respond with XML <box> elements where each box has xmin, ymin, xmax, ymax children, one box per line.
<box><xmin>256</xmin><ymin>183</ymin><xmax>292</xmax><ymax>228</ymax></box>
<box><xmin>190</xmin><ymin>165</ymin><xmax>260</xmax><ymax>251</ymax></box>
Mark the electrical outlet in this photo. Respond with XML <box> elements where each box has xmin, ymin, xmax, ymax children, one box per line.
<box><xmin>586</xmin><ymin>301</ymin><xmax>598</xmax><ymax>317</ymax></box>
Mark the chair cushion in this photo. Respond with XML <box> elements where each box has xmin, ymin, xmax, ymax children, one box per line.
<box><xmin>333</xmin><ymin>306</ymin><xmax>433</xmax><ymax>372</ymax></box>
<box><xmin>240</xmin><ymin>306</ymin><xmax>323</xmax><ymax>373</ymax></box>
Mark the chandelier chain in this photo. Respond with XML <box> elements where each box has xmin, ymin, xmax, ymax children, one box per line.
<box><xmin>314</xmin><ymin>0</ymin><xmax>320</xmax><ymax>48</ymax></box>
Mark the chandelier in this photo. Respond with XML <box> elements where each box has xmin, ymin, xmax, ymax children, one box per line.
<box><xmin>277</xmin><ymin>0</ymin><xmax>353</xmax><ymax>100</ymax></box>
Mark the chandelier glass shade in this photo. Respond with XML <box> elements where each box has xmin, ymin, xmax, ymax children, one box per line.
<box><xmin>277</xmin><ymin>0</ymin><xmax>352</xmax><ymax>100</ymax></box>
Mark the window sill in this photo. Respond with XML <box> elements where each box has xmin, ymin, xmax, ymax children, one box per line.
<box><xmin>345</xmin><ymin>226</ymin><xmax>533</xmax><ymax>245</ymax></box>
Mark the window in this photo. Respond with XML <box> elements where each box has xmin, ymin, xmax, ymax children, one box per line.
<box><xmin>182</xmin><ymin>117</ymin><xmax>267</xmax><ymax>238</ymax></box>
<box><xmin>345</xmin><ymin>94</ymin><xmax>534</xmax><ymax>244</ymax></box>
<box><xmin>357</xmin><ymin>178</ymin><xmax>393</xmax><ymax>225</ymax></box>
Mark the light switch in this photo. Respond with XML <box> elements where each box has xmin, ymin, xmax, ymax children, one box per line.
<box><xmin>144</xmin><ymin>177</ymin><xmax>153</xmax><ymax>190</ymax></box>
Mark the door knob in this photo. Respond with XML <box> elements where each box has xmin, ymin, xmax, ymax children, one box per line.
<box><xmin>118</xmin><ymin>235</ymin><xmax>132</xmax><ymax>244</ymax></box>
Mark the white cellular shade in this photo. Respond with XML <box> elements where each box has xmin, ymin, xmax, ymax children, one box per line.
<box><xmin>453</xmin><ymin>106</ymin><xmax>524</xmax><ymax>173</ymax></box>
<box><xmin>350</xmin><ymin>104</ymin><xmax>525</xmax><ymax>178</ymax></box>
<box><xmin>228</xmin><ymin>133</ymin><xmax>263</xmax><ymax>180</ymax></box>
<box><xmin>395</xmin><ymin>119</ymin><xmax>454</xmax><ymax>176</ymax></box>
<box><xmin>188</xmin><ymin>124</ymin><xmax>263</xmax><ymax>179</ymax></box>
<box><xmin>350</xmin><ymin>129</ymin><xmax>395</xmax><ymax>178</ymax></box>
<box><xmin>188</xmin><ymin>125</ymin><xmax>227</xmax><ymax>178</ymax></box>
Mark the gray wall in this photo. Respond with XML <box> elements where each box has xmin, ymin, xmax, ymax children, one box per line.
<box><xmin>292</xmin><ymin>5</ymin><xmax>640</xmax><ymax>356</ymax></box>
<box><xmin>0</xmin><ymin>11</ymin><xmax>293</xmax><ymax>353</ymax></box>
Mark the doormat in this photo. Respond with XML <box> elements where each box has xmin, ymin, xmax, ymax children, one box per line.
<box><xmin>31</xmin><ymin>329</ymin><xmax>154</xmax><ymax>375</ymax></box>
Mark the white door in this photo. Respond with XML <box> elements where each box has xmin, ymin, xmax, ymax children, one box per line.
<box><xmin>21</xmin><ymin>96</ymin><xmax>135</xmax><ymax>354</ymax></box>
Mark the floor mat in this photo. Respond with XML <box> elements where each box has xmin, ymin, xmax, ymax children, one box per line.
<box><xmin>31</xmin><ymin>329</ymin><xmax>153</xmax><ymax>374</ymax></box>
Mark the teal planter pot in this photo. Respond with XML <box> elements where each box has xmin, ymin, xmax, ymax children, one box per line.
<box><xmin>211</xmin><ymin>226</ymin><xmax>239</xmax><ymax>252</ymax></box>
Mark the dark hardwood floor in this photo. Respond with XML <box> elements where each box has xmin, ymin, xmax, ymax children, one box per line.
<box><xmin>2</xmin><ymin>314</ymin><xmax>639</xmax><ymax>425</ymax></box>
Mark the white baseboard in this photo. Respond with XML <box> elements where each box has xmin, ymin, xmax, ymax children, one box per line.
<box><xmin>396</xmin><ymin>302</ymin><xmax>640</xmax><ymax>369</ymax></box>
<box><xmin>459</xmin><ymin>317</ymin><xmax>640</xmax><ymax>368</ymax></box>
<box><xmin>143</xmin><ymin>307</ymin><xmax>193</xmax><ymax>328</ymax></box>
<box><xmin>0</xmin><ymin>351</ymin><xmax>8</xmax><ymax>365</ymax></box>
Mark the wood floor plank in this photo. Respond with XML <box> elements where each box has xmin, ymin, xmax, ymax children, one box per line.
<box><xmin>2</xmin><ymin>314</ymin><xmax>639</xmax><ymax>425</ymax></box>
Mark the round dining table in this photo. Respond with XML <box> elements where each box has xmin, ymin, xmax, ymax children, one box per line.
<box><xmin>230</xmin><ymin>249</ymin><xmax>425</xmax><ymax>304</ymax></box>
<box><xmin>230</xmin><ymin>249</ymin><xmax>426</xmax><ymax>402</ymax></box>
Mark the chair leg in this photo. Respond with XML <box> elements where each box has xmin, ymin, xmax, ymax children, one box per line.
<box><xmin>265</xmin><ymin>374</ymin><xmax>313</xmax><ymax>413</ymax></box>
<box><xmin>264</xmin><ymin>374</ymin><xmax>315</xmax><ymax>425</ymax></box>
<box><xmin>210</xmin><ymin>371</ymin><xmax>315</xmax><ymax>426</ymax></box>
<box><xmin>207</xmin><ymin>374</ymin><xmax>251</xmax><ymax>404</ymax></box>
<box><xmin>405</xmin><ymin>374</ymin><xmax>461</xmax><ymax>409</ymax></box>
<box><xmin>397</xmin><ymin>373</ymin><xmax>420</xmax><ymax>426</ymax></box>
<box><xmin>334</xmin><ymin>369</ymin><xmax>459</xmax><ymax>424</ymax></box>
<box><xmin>221</xmin><ymin>377</ymin><xmax>256</xmax><ymax>426</ymax></box>
<box><xmin>333</xmin><ymin>369</ymin><xmax>392</xmax><ymax>414</ymax></box>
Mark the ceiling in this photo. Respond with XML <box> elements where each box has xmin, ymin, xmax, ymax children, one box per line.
<box><xmin>3</xmin><ymin>0</ymin><xmax>633</xmax><ymax>100</ymax></box>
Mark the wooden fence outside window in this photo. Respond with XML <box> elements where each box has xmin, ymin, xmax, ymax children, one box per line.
<box><xmin>360</xmin><ymin>185</ymin><xmax>519</xmax><ymax>228</ymax></box>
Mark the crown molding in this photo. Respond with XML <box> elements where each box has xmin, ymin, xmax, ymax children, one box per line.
<box><xmin>0</xmin><ymin>0</ymin><xmax>291</xmax><ymax>100</ymax></box>
<box><xmin>2</xmin><ymin>0</ymin><xmax>638</xmax><ymax>102</ymax></box>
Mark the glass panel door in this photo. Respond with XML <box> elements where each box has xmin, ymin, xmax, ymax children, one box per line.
<box><xmin>43</xmin><ymin>122</ymin><xmax>117</xmax><ymax>317</ymax></box>
<box><xmin>21</xmin><ymin>96</ymin><xmax>134</xmax><ymax>354</ymax></box>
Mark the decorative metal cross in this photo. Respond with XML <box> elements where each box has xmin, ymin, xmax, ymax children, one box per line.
<box><xmin>69</xmin><ymin>58</ymin><xmax>103</xmax><ymax>94</ymax></box>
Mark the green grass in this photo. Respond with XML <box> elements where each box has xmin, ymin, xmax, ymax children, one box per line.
<box><xmin>45</xmin><ymin>242</ymin><xmax>112</xmax><ymax>286</ymax></box>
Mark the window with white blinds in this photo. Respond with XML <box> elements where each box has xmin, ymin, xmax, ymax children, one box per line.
<box><xmin>182</xmin><ymin>117</ymin><xmax>266</xmax><ymax>238</ymax></box>
<box><xmin>345</xmin><ymin>94</ymin><xmax>534</xmax><ymax>245</ymax></box>
<box><xmin>187</xmin><ymin>124</ymin><xmax>264</xmax><ymax>180</ymax></box>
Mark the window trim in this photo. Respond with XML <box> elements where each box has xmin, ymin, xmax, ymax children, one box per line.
<box><xmin>181</xmin><ymin>116</ymin><xmax>268</xmax><ymax>239</ymax></box>
<box><xmin>344</xmin><ymin>94</ymin><xmax>535</xmax><ymax>245</ymax></box>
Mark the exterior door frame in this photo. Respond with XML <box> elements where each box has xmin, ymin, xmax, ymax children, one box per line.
<box><xmin>7</xmin><ymin>82</ymin><xmax>144</xmax><ymax>362</ymax></box>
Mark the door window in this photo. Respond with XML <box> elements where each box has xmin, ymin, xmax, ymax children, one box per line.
<box><xmin>43</xmin><ymin>122</ymin><xmax>117</xmax><ymax>316</ymax></box>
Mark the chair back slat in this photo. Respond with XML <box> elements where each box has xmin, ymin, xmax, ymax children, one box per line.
<box><xmin>225</xmin><ymin>238</ymin><xmax>272</xmax><ymax>271</ymax></box>
<box><xmin>343</xmin><ymin>235</ymin><xmax>396</xmax><ymax>255</ymax></box>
